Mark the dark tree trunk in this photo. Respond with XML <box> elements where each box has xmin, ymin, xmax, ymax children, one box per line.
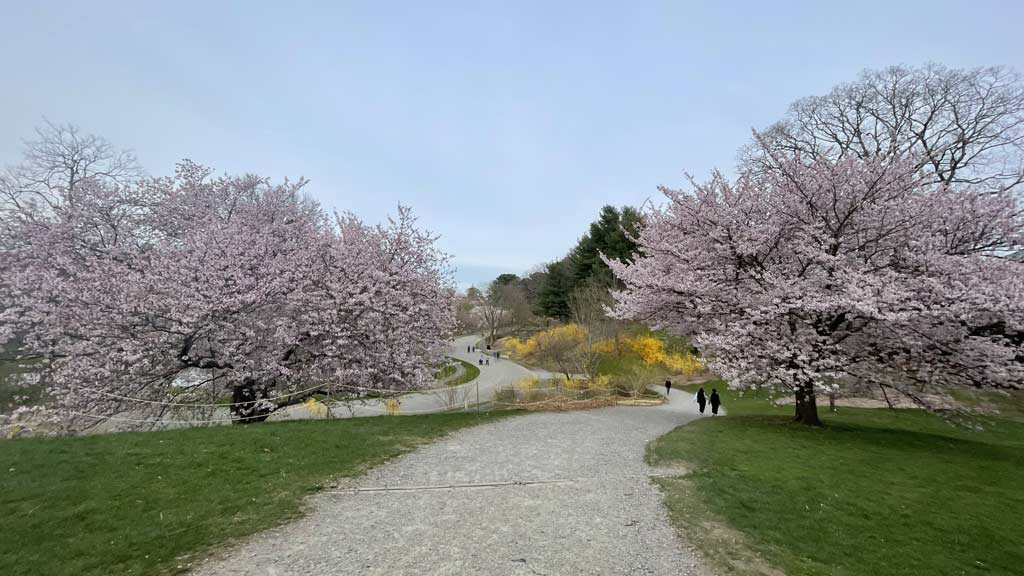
<box><xmin>793</xmin><ymin>383</ymin><xmax>822</xmax><ymax>426</ymax></box>
<box><xmin>230</xmin><ymin>378</ymin><xmax>275</xmax><ymax>424</ymax></box>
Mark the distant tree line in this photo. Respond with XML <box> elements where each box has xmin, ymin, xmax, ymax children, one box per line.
<box><xmin>514</xmin><ymin>205</ymin><xmax>643</xmax><ymax>320</ymax></box>
<box><xmin>457</xmin><ymin>205</ymin><xmax>643</xmax><ymax>343</ymax></box>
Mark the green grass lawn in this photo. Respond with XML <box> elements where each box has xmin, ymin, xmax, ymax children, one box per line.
<box><xmin>433</xmin><ymin>357</ymin><xmax>480</xmax><ymax>387</ymax></box>
<box><xmin>946</xmin><ymin>387</ymin><xmax>1024</xmax><ymax>421</ymax></box>
<box><xmin>0</xmin><ymin>411</ymin><xmax>513</xmax><ymax>576</ymax></box>
<box><xmin>648</xmin><ymin>382</ymin><xmax>1024</xmax><ymax>576</ymax></box>
<box><xmin>445</xmin><ymin>358</ymin><xmax>480</xmax><ymax>386</ymax></box>
<box><xmin>433</xmin><ymin>360</ymin><xmax>459</xmax><ymax>380</ymax></box>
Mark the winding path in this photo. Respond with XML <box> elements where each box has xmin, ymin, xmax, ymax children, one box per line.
<box><xmin>274</xmin><ymin>335</ymin><xmax>544</xmax><ymax>419</ymax></box>
<box><xmin>192</xmin><ymin>374</ymin><xmax>713</xmax><ymax>575</ymax></box>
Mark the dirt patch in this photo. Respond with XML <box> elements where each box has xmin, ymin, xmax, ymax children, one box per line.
<box><xmin>666</xmin><ymin>373</ymin><xmax>719</xmax><ymax>386</ymax></box>
<box><xmin>655</xmin><ymin>474</ymin><xmax>785</xmax><ymax>576</ymax></box>
<box><xmin>773</xmin><ymin>396</ymin><xmax>898</xmax><ymax>409</ymax></box>
<box><xmin>618</xmin><ymin>397</ymin><xmax>667</xmax><ymax>406</ymax></box>
<box><xmin>698</xmin><ymin>518</ymin><xmax>786</xmax><ymax>576</ymax></box>
<box><xmin>648</xmin><ymin>463</ymin><xmax>693</xmax><ymax>478</ymax></box>
<box><xmin>507</xmin><ymin>396</ymin><xmax>621</xmax><ymax>411</ymax></box>
<box><xmin>773</xmin><ymin>393</ymin><xmax>954</xmax><ymax>410</ymax></box>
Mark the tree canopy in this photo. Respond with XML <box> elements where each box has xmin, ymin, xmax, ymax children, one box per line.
<box><xmin>611</xmin><ymin>149</ymin><xmax>1023</xmax><ymax>425</ymax></box>
<box><xmin>532</xmin><ymin>205</ymin><xmax>643</xmax><ymax>319</ymax></box>
<box><xmin>0</xmin><ymin>156</ymin><xmax>454</xmax><ymax>430</ymax></box>
<box><xmin>744</xmin><ymin>63</ymin><xmax>1024</xmax><ymax>194</ymax></box>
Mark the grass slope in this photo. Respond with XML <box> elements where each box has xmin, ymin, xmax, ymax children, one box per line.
<box><xmin>433</xmin><ymin>358</ymin><xmax>480</xmax><ymax>387</ymax></box>
<box><xmin>0</xmin><ymin>411</ymin><xmax>512</xmax><ymax>576</ymax></box>
<box><xmin>446</xmin><ymin>358</ymin><xmax>481</xmax><ymax>386</ymax></box>
<box><xmin>648</xmin><ymin>383</ymin><xmax>1024</xmax><ymax>576</ymax></box>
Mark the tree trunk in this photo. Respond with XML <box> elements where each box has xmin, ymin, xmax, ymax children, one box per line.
<box><xmin>230</xmin><ymin>378</ymin><xmax>275</xmax><ymax>424</ymax></box>
<box><xmin>793</xmin><ymin>383</ymin><xmax>822</xmax><ymax>426</ymax></box>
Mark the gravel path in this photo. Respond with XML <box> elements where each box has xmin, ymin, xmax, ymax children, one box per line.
<box><xmin>269</xmin><ymin>335</ymin><xmax>539</xmax><ymax>420</ymax></box>
<box><xmin>193</xmin><ymin>388</ymin><xmax>713</xmax><ymax>576</ymax></box>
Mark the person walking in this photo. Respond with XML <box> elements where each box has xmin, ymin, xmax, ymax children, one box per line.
<box><xmin>664</xmin><ymin>378</ymin><xmax>672</xmax><ymax>395</ymax></box>
<box><xmin>695</xmin><ymin>387</ymin><xmax>707</xmax><ymax>414</ymax></box>
<box><xmin>709</xmin><ymin>388</ymin><xmax>721</xmax><ymax>415</ymax></box>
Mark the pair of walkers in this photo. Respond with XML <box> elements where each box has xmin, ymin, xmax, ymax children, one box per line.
<box><xmin>694</xmin><ymin>387</ymin><xmax>720</xmax><ymax>415</ymax></box>
<box><xmin>663</xmin><ymin>380</ymin><xmax>722</xmax><ymax>415</ymax></box>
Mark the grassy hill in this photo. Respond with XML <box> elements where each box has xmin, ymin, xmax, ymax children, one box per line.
<box><xmin>0</xmin><ymin>411</ymin><xmax>513</xmax><ymax>576</ymax></box>
<box><xmin>648</xmin><ymin>383</ymin><xmax>1024</xmax><ymax>576</ymax></box>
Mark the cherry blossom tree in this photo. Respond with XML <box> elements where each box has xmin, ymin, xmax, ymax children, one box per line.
<box><xmin>611</xmin><ymin>147</ymin><xmax>1023</xmax><ymax>425</ymax></box>
<box><xmin>0</xmin><ymin>161</ymin><xmax>454</xmax><ymax>430</ymax></box>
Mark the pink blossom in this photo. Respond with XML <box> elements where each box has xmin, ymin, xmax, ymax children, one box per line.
<box><xmin>1</xmin><ymin>162</ymin><xmax>455</xmax><ymax>430</ymax></box>
<box><xmin>610</xmin><ymin>148</ymin><xmax>1023</xmax><ymax>423</ymax></box>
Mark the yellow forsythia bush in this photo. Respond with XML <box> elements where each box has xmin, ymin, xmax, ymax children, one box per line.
<box><xmin>593</xmin><ymin>334</ymin><xmax>704</xmax><ymax>374</ymax></box>
<box><xmin>623</xmin><ymin>334</ymin><xmax>666</xmax><ymax>365</ymax></box>
<box><xmin>562</xmin><ymin>376</ymin><xmax>588</xmax><ymax>390</ymax></box>
<box><xmin>505</xmin><ymin>336</ymin><xmax>537</xmax><ymax>356</ymax></box>
<box><xmin>589</xmin><ymin>374</ymin><xmax>613</xmax><ymax>392</ymax></box>
<box><xmin>663</xmin><ymin>351</ymin><xmax>704</xmax><ymax>375</ymax></box>
<box><xmin>304</xmin><ymin>396</ymin><xmax>330</xmax><ymax>419</ymax></box>
<box><xmin>513</xmin><ymin>376</ymin><xmax>539</xmax><ymax>395</ymax></box>
<box><xmin>509</xmin><ymin>324</ymin><xmax>587</xmax><ymax>360</ymax></box>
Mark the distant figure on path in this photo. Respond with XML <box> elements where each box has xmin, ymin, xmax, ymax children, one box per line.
<box><xmin>467</xmin><ymin>345</ymin><xmax>471</xmax><ymax>353</ymax></box>
<box><xmin>709</xmin><ymin>389</ymin><xmax>721</xmax><ymax>415</ymax></box>
<box><xmin>495</xmin><ymin>351</ymin><xmax>500</xmax><ymax>359</ymax></box>
<box><xmin>695</xmin><ymin>387</ymin><xmax>706</xmax><ymax>414</ymax></box>
<box><xmin>485</xmin><ymin>358</ymin><xmax>490</xmax><ymax>366</ymax></box>
<box><xmin>478</xmin><ymin>357</ymin><xmax>483</xmax><ymax>366</ymax></box>
<box><xmin>664</xmin><ymin>379</ymin><xmax>672</xmax><ymax>395</ymax></box>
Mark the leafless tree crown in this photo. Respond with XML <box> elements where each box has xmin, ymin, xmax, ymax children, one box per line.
<box><xmin>744</xmin><ymin>64</ymin><xmax>1024</xmax><ymax>193</ymax></box>
<box><xmin>1</xmin><ymin>119</ymin><xmax>144</xmax><ymax>213</ymax></box>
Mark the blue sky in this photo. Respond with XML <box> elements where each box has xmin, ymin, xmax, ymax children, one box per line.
<box><xmin>2</xmin><ymin>1</ymin><xmax>1022</xmax><ymax>287</ymax></box>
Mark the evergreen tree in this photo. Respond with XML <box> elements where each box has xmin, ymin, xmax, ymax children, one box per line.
<box><xmin>569</xmin><ymin>205</ymin><xmax>642</xmax><ymax>291</ymax></box>
<box><xmin>508</xmin><ymin>205</ymin><xmax>643</xmax><ymax>320</ymax></box>
<box><xmin>536</xmin><ymin>260</ymin><xmax>573</xmax><ymax>320</ymax></box>
<box><xmin>492</xmin><ymin>273</ymin><xmax>521</xmax><ymax>289</ymax></box>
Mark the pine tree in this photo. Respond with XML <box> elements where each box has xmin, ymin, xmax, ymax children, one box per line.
<box><xmin>536</xmin><ymin>260</ymin><xmax>573</xmax><ymax>320</ymax></box>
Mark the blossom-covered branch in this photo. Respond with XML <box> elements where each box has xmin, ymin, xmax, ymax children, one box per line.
<box><xmin>611</xmin><ymin>146</ymin><xmax>1023</xmax><ymax>424</ymax></box>
<box><xmin>0</xmin><ymin>161</ymin><xmax>454</xmax><ymax>430</ymax></box>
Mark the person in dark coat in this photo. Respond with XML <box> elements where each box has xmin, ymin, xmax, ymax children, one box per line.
<box><xmin>664</xmin><ymin>379</ymin><xmax>672</xmax><ymax>395</ymax></box>
<box><xmin>695</xmin><ymin>387</ymin><xmax>707</xmax><ymax>414</ymax></box>
<box><xmin>709</xmin><ymin>388</ymin><xmax>721</xmax><ymax>415</ymax></box>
